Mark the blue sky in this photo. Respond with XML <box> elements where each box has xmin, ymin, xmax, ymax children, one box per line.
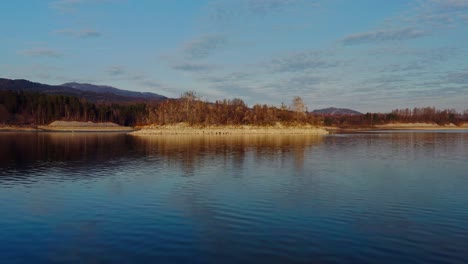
<box><xmin>1</xmin><ymin>0</ymin><xmax>467</xmax><ymax>112</ymax></box>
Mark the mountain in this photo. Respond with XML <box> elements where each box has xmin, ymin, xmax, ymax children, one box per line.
<box><xmin>312</xmin><ymin>107</ymin><xmax>362</xmax><ymax>115</ymax></box>
<box><xmin>63</xmin><ymin>82</ymin><xmax>166</xmax><ymax>101</ymax></box>
<box><xmin>0</xmin><ymin>78</ymin><xmax>166</xmax><ymax>103</ymax></box>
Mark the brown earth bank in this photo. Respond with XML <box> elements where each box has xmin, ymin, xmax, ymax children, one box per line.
<box><xmin>130</xmin><ymin>123</ymin><xmax>329</xmax><ymax>136</ymax></box>
<box><xmin>38</xmin><ymin>121</ymin><xmax>134</xmax><ymax>132</ymax></box>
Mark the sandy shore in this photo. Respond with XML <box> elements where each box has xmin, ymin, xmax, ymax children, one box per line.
<box><xmin>0</xmin><ymin>125</ymin><xmax>39</xmax><ymax>132</ymax></box>
<box><xmin>38</xmin><ymin>121</ymin><xmax>134</xmax><ymax>132</ymax></box>
<box><xmin>130</xmin><ymin>124</ymin><xmax>329</xmax><ymax>136</ymax></box>
<box><xmin>373</xmin><ymin>122</ymin><xmax>468</xmax><ymax>130</ymax></box>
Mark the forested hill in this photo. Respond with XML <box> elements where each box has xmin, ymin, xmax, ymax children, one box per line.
<box><xmin>62</xmin><ymin>82</ymin><xmax>166</xmax><ymax>101</ymax></box>
<box><xmin>0</xmin><ymin>78</ymin><xmax>166</xmax><ymax>103</ymax></box>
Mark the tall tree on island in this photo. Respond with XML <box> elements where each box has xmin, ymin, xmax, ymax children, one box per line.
<box><xmin>291</xmin><ymin>96</ymin><xmax>306</xmax><ymax>122</ymax></box>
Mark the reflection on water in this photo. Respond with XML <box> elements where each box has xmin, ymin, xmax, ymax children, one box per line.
<box><xmin>0</xmin><ymin>132</ymin><xmax>133</xmax><ymax>167</ymax></box>
<box><xmin>0</xmin><ymin>133</ymin><xmax>323</xmax><ymax>179</ymax></box>
<box><xmin>134</xmin><ymin>135</ymin><xmax>324</xmax><ymax>175</ymax></box>
<box><xmin>0</xmin><ymin>132</ymin><xmax>468</xmax><ymax>263</ymax></box>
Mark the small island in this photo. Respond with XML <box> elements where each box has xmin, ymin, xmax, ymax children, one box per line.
<box><xmin>131</xmin><ymin>123</ymin><xmax>328</xmax><ymax>136</ymax></box>
<box><xmin>38</xmin><ymin>121</ymin><xmax>134</xmax><ymax>132</ymax></box>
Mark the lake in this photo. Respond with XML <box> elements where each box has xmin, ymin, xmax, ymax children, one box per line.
<box><xmin>1</xmin><ymin>131</ymin><xmax>468</xmax><ymax>263</ymax></box>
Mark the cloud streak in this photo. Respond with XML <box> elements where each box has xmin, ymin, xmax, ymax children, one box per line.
<box><xmin>430</xmin><ymin>0</ymin><xmax>468</xmax><ymax>9</ymax></box>
<box><xmin>50</xmin><ymin>0</ymin><xmax>115</xmax><ymax>12</ymax></box>
<box><xmin>107</xmin><ymin>65</ymin><xmax>125</xmax><ymax>76</ymax></box>
<box><xmin>208</xmin><ymin>0</ymin><xmax>311</xmax><ymax>20</ymax></box>
<box><xmin>184</xmin><ymin>35</ymin><xmax>227</xmax><ymax>59</ymax></box>
<box><xmin>341</xmin><ymin>27</ymin><xmax>429</xmax><ymax>45</ymax></box>
<box><xmin>247</xmin><ymin>0</ymin><xmax>302</xmax><ymax>14</ymax></box>
<box><xmin>268</xmin><ymin>51</ymin><xmax>341</xmax><ymax>72</ymax></box>
<box><xmin>54</xmin><ymin>29</ymin><xmax>102</xmax><ymax>38</ymax></box>
<box><xmin>171</xmin><ymin>63</ymin><xmax>218</xmax><ymax>72</ymax></box>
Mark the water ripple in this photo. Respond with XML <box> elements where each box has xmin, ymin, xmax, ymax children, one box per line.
<box><xmin>1</xmin><ymin>132</ymin><xmax>468</xmax><ymax>263</ymax></box>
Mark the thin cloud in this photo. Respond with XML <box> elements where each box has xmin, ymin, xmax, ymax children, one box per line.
<box><xmin>54</xmin><ymin>29</ymin><xmax>75</xmax><ymax>36</ymax></box>
<box><xmin>184</xmin><ymin>35</ymin><xmax>227</xmax><ymax>59</ymax></box>
<box><xmin>399</xmin><ymin>0</ymin><xmax>468</xmax><ymax>30</ymax></box>
<box><xmin>247</xmin><ymin>0</ymin><xmax>302</xmax><ymax>15</ymax></box>
<box><xmin>140</xmin><ymin>80</ymin><xmax>162</xmax><ymax>88</ymax></box>
<box><xmin>105</xmin><ymin>66</ymin><xmax>148</xmax><ymax>82</ymax></box>
<box><xmin>430</xmin><ymin>0</ymin><xmax>468</xmax><ymax>9</ymax></box>
<box><xmin>341</xmin><ymin>27</ymin><xmax>429</xmax><ymax>45</ymax></box>
<box><xmin>268</xmin><ymin>51</ymin><xmax>341</xmax><ymax>73</ymax></box>
<box><xmin>172</xmin><ymin>63</ymin><xmax>218</xmax><ymax>72</ymax></box>
<box><xmin>208</xmin><ymin>0</ymin><xmax>312</xmax><ymax>20</ymax></box>
<box><xmin>20</xmin><ymin>48</ymin><xmax>63</xmax><ymax>58</ymax></box>
<box><xmin>381</xmin><ymin>62</ymin><xmax>427</xmax><ymax>73</ymax></box>
<box><xmin>49</xmin><ymin>0</ymin><xmax>114</xmax><ymax>12</ymax></box>
<box><xmin>54</xmin><ymin>29</ymin><xmax>102</xmax><ymax>38</ymax></box>
<box><xmin>462</xmin><ymin>14</ymin><xmax>468</xmax><ymax>22</ymax></box>
<box><xmin>107</xmin><ymin>65</ymin><xmax>125</xmax><ymax>76</ymax></box>
<box><xmin>261</xmin><ymin>75</ymin><xmax>324</xmax><ymax>96</ymax></box>
<box><xmin>78</xmin><ymin>29</ymin><xmax>102</xmax><ymax>38</ymax></box>
<box><xmin>202</xmin><ymin>72</ymin><xmax>254</xmax><ymax>84</ymax></box>
<box><xmin>50</xmin><ymin>0</ymin><xmax>89</xmax><ymax>11</ymax></box>
<box><xmin>444</xmin><ymin>70</ymin><xmax>468</xmax><ymax>85</ymax></box>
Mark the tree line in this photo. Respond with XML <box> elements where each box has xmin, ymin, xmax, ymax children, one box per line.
<box><xmin>147</xmin><ymin>92</ymin><xmax>317</xmax><ymax>126</ymax></box>
<box><xmin>0</xmin><ymin>90</ymin><xmax>148</xmax><ymax>126</ymax></box>
<box><xmin>321</xmin><ymin>107</ymin><xmax>468</xmax><ymax>127</ymax></box>
<box><xmin>1</xmin><ymin>90</ymin><xmax>467</xmax><ymax>127</ymax></box>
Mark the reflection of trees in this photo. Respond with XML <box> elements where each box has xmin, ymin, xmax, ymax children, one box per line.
<box><xmin>0</xmin><ymin>132</ymin><xmax>135</xmax><ymax>173</ymax></box>
<box><xmin>133</xmin><ymin>135</ymin><xmax>324</xmax><ymax>175</ymax></box>
<box><xmin>132</xmin><ymin>135</ymin><xmax>324</xmax><ymax>254</ymax></box>
<box><xmin>0</xmin><ymin>133</ymin><xmax>324</xmax><ymax>180</ymax></box>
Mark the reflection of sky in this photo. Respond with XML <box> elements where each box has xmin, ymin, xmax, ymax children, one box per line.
<box><xmin>1</xmin><ymin>1</ymin><xmax>468</xmax><ymax>112</ymax></box>
<box><xmin>1</xmin><ymin>132</ymin><xmax>468</xmax><ymax>262</ymax></box>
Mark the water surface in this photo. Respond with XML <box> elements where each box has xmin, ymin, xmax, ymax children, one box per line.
<box><xmin>1</xmin><ymin>132</ymin><xmax>468</xmax><ymax>263</ymax></box>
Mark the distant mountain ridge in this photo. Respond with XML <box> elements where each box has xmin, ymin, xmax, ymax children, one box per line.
<box><xmin>62</xmin><ymin>82</ymin><xmax>166</xmax><ymax>100</ymax></box>
<box><xmin>312</xmin><ymin>107</ymin><xmax>362</xmax><ymax>115</ymax></box>
<box><xmin>0</xmin><ymin>78</ymin><xmax>166</xmax><ymax>103</ymax></box>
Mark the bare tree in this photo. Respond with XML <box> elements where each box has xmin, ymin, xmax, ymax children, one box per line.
<box><xmin>180</xmin><ymin>91</ymin><xmax>198</xmax><ymax>124</ymax></box>
<box><xmin>291</xmin><ymin>96</ymin><xmax>306</xmax><ymax>113</ymax></box>
<box><xmin>290</xmin><ymin>96</ymin><xmax>307</xmax><ymax>122</ymax></box>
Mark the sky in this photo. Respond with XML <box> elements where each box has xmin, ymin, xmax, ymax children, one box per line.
<box><xmin>1</xmin><ymin>0</ymin><xmax>467</xmax><ymax>112</ymax></box>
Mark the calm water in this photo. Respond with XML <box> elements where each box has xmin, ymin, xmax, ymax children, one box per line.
<box><xmin>1</xmin><ymin>131</ymin><xmax>468</xmax><ymax>263</ymax></box>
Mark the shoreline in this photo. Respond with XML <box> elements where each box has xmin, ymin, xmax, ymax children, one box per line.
<box><xmin>130</xmin><ymin>124</ymin><xmax>329</xmax><ymax>136</ymax></box>
<box><xmin>2</xmin><ymin>122</ymin><xmax>467</xmax><ymax>133</ymax></box>
<box><xmin>371</xmin><ymin>122</ymin><xmax>468</xmax><ymax>131</ymax></box>
<box><xmin>0</xmin><ymin>121</ymin><xmax>134</xmax><ymax>132</ymax></box>
<box><xmin>0</xmin><ymin>125</ymin><xmax>39</xmax><ymax>132</ymax></box>
<box><xmin>326</xmin><ymin>123</ymin><xmax>468</xmax><ymax>132</ymax></box>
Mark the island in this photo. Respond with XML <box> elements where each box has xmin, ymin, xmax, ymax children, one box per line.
<box><xmin>38</xmin><ymin>121</ymin><xmax>134</xmax><ymax>132</ymax></box>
